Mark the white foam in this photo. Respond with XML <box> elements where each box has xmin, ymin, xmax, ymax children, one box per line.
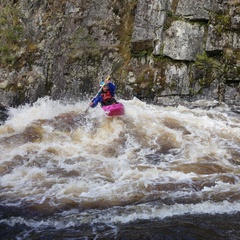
<box><xmin>4</xmin><ymin>97</ymin><xmax>87</xmax><ymax>132</ymax></box>
<box><xmin>0</xmin><ymin>98</ymin><xmax>240</xmax><ymax>225</ymax></box>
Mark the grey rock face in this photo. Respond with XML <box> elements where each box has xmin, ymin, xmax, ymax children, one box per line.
<box><xmin>132</xmin><ymin>0</ymin><xmax>170</xmax><ymax>53</ymax></box>
<box><xmin>176</xmin><ymin>0</ymin><xmax>219</xmax><ymax>20</ymax></box>
<box><xmin>163</xmin><ymin>21</ymin><xmax>205</xmax><ymax>61</ymax></box>
<box><xmin>0</xmin><ymin>0</ymin><xmax>239</xmax><ymax>108</ymax></box>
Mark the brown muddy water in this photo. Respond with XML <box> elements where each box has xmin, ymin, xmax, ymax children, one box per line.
<box><xmin>0</xmin><ymin>97</ymin><xmax>240</xmax><ymax>239</ymax></box>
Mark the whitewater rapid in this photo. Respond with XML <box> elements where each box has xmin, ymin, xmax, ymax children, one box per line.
<box><xmin>0</xmin><ymin>97</ymin><xmax>240</xmax><ymax>237</ymax></box>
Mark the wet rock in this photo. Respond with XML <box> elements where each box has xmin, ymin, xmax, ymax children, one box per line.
<box><xmin>0</xmin><ymin>103</ymin><xmax>8</xmax><ymax>125</ymax></box>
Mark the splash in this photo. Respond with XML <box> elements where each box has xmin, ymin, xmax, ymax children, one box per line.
<box><xmin>0</xmin><ymin>97</ymin><xmax>240</xmax><ymax>225</ymax></box>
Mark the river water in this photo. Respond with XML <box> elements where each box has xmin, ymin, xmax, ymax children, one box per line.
<box><xmin>0</xmin><ymin>97</ymin><xmax>240</xmax><ymax>239</ymax></box>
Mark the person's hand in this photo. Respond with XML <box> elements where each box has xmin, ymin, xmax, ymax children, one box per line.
<box><xmin>89</xmin><ymin>102</ymin><xmax>93</xmax><ymax>106</ymax></box>
<box><xmin>105</xmin><ymin>76</ymin><xmax>110</xmax><ymax>84</ymax></box>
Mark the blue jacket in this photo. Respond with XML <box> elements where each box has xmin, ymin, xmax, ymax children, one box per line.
<box><xmin>91</xmin><ymin>82</ymin><xmax>116</xmax><ymax>108</ymax></box>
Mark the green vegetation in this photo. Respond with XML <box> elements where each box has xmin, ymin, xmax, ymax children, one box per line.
<box><xmin>164</xmin><ymin>10</ymin><xmax>180</xmax><ymax>30</ymax></box>
<box><xmin>195</xmin><ymin>52</ymin><xmax>222</xmax><ymax>86</ymax></box>
<box><xmin>113</xmin><ymin>0</ymin><xmax>138</xmax><ymax>62</ymax></box>
<box><xmin>68</xmin><ymin>27</ymin><xmax>101</xmax><ymax>62</ymax></box>
<box><xmin>0</xmin><ymin>4</ymin><xmax>24</xmax><ymax>67</ymax></box>
<box><xmin>215</xmin><ymin>14</ymin><xmax>231</xmax><ymax>34</ymax></box>
<box><xmin>130</xmin><ymin>68</ymin><xmax>156</xmax><ymax>98</ymax></box>
<box><xmin>131</xmin><ymin>50</ymin><xmax>149</xmax><ymax>58</ymax></box>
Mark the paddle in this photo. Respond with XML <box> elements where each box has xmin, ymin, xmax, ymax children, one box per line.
<box><xmin>85</xmin><ymin>59</ymin><xmax>123</xmax><ymax>113</ymax></box>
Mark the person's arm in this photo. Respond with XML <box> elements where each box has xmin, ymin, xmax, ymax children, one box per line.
<box><xmin>90</xmin><ymin>94</ymin><xmax>102</xmax><ymax>108</ymax></box>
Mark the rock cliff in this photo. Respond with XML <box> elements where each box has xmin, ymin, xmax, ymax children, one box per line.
<box><xmin>0</xmin><ymin>0</ymin><xmax>239</xmax><ymax>109</ymax></box>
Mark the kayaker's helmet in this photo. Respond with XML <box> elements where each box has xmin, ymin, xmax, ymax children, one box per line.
<box><xmin>100</xmin><ymin>80</ymin><xmax>104</xmax><ymax>86</ymax></box>
<box><xmin>100</xmin><ymin>81</ymin><xmax>109</xmax><ymax>88</ymax></box>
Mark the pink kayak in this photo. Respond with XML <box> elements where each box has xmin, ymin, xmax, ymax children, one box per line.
<box><xmin>102</xmin><ymin>103</ymin><xmax>125</xmax><ymax>116</ymax></box>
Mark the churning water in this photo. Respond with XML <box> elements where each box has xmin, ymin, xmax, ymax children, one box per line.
<box><xmin>0</xmin><ymin>97</ymin><xmax>240</xmax><ymax>239</ymax></box>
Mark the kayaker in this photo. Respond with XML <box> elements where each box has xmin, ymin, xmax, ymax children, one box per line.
<box><xmin>89</xmin><ymin>78</ymin><xmax>117</xmax><ymax>107</ymax></box>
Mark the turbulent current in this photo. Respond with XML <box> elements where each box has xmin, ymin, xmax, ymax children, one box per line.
<box><xmin>0</xmin><ymin>97</ymin><xmax>240</xmax><ymax>239</ymax></box>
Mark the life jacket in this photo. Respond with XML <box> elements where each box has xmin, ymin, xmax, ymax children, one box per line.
<box><xmin>101</xmin><ymin>90</ymin><xmax>116</xmax><ymax>106</ymax></box>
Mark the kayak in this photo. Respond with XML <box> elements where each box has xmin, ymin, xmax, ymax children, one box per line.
<box><xmin>102</xmin><ymin>103</ymin><xmax>125</xmax><ymax>116</ymax></box>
